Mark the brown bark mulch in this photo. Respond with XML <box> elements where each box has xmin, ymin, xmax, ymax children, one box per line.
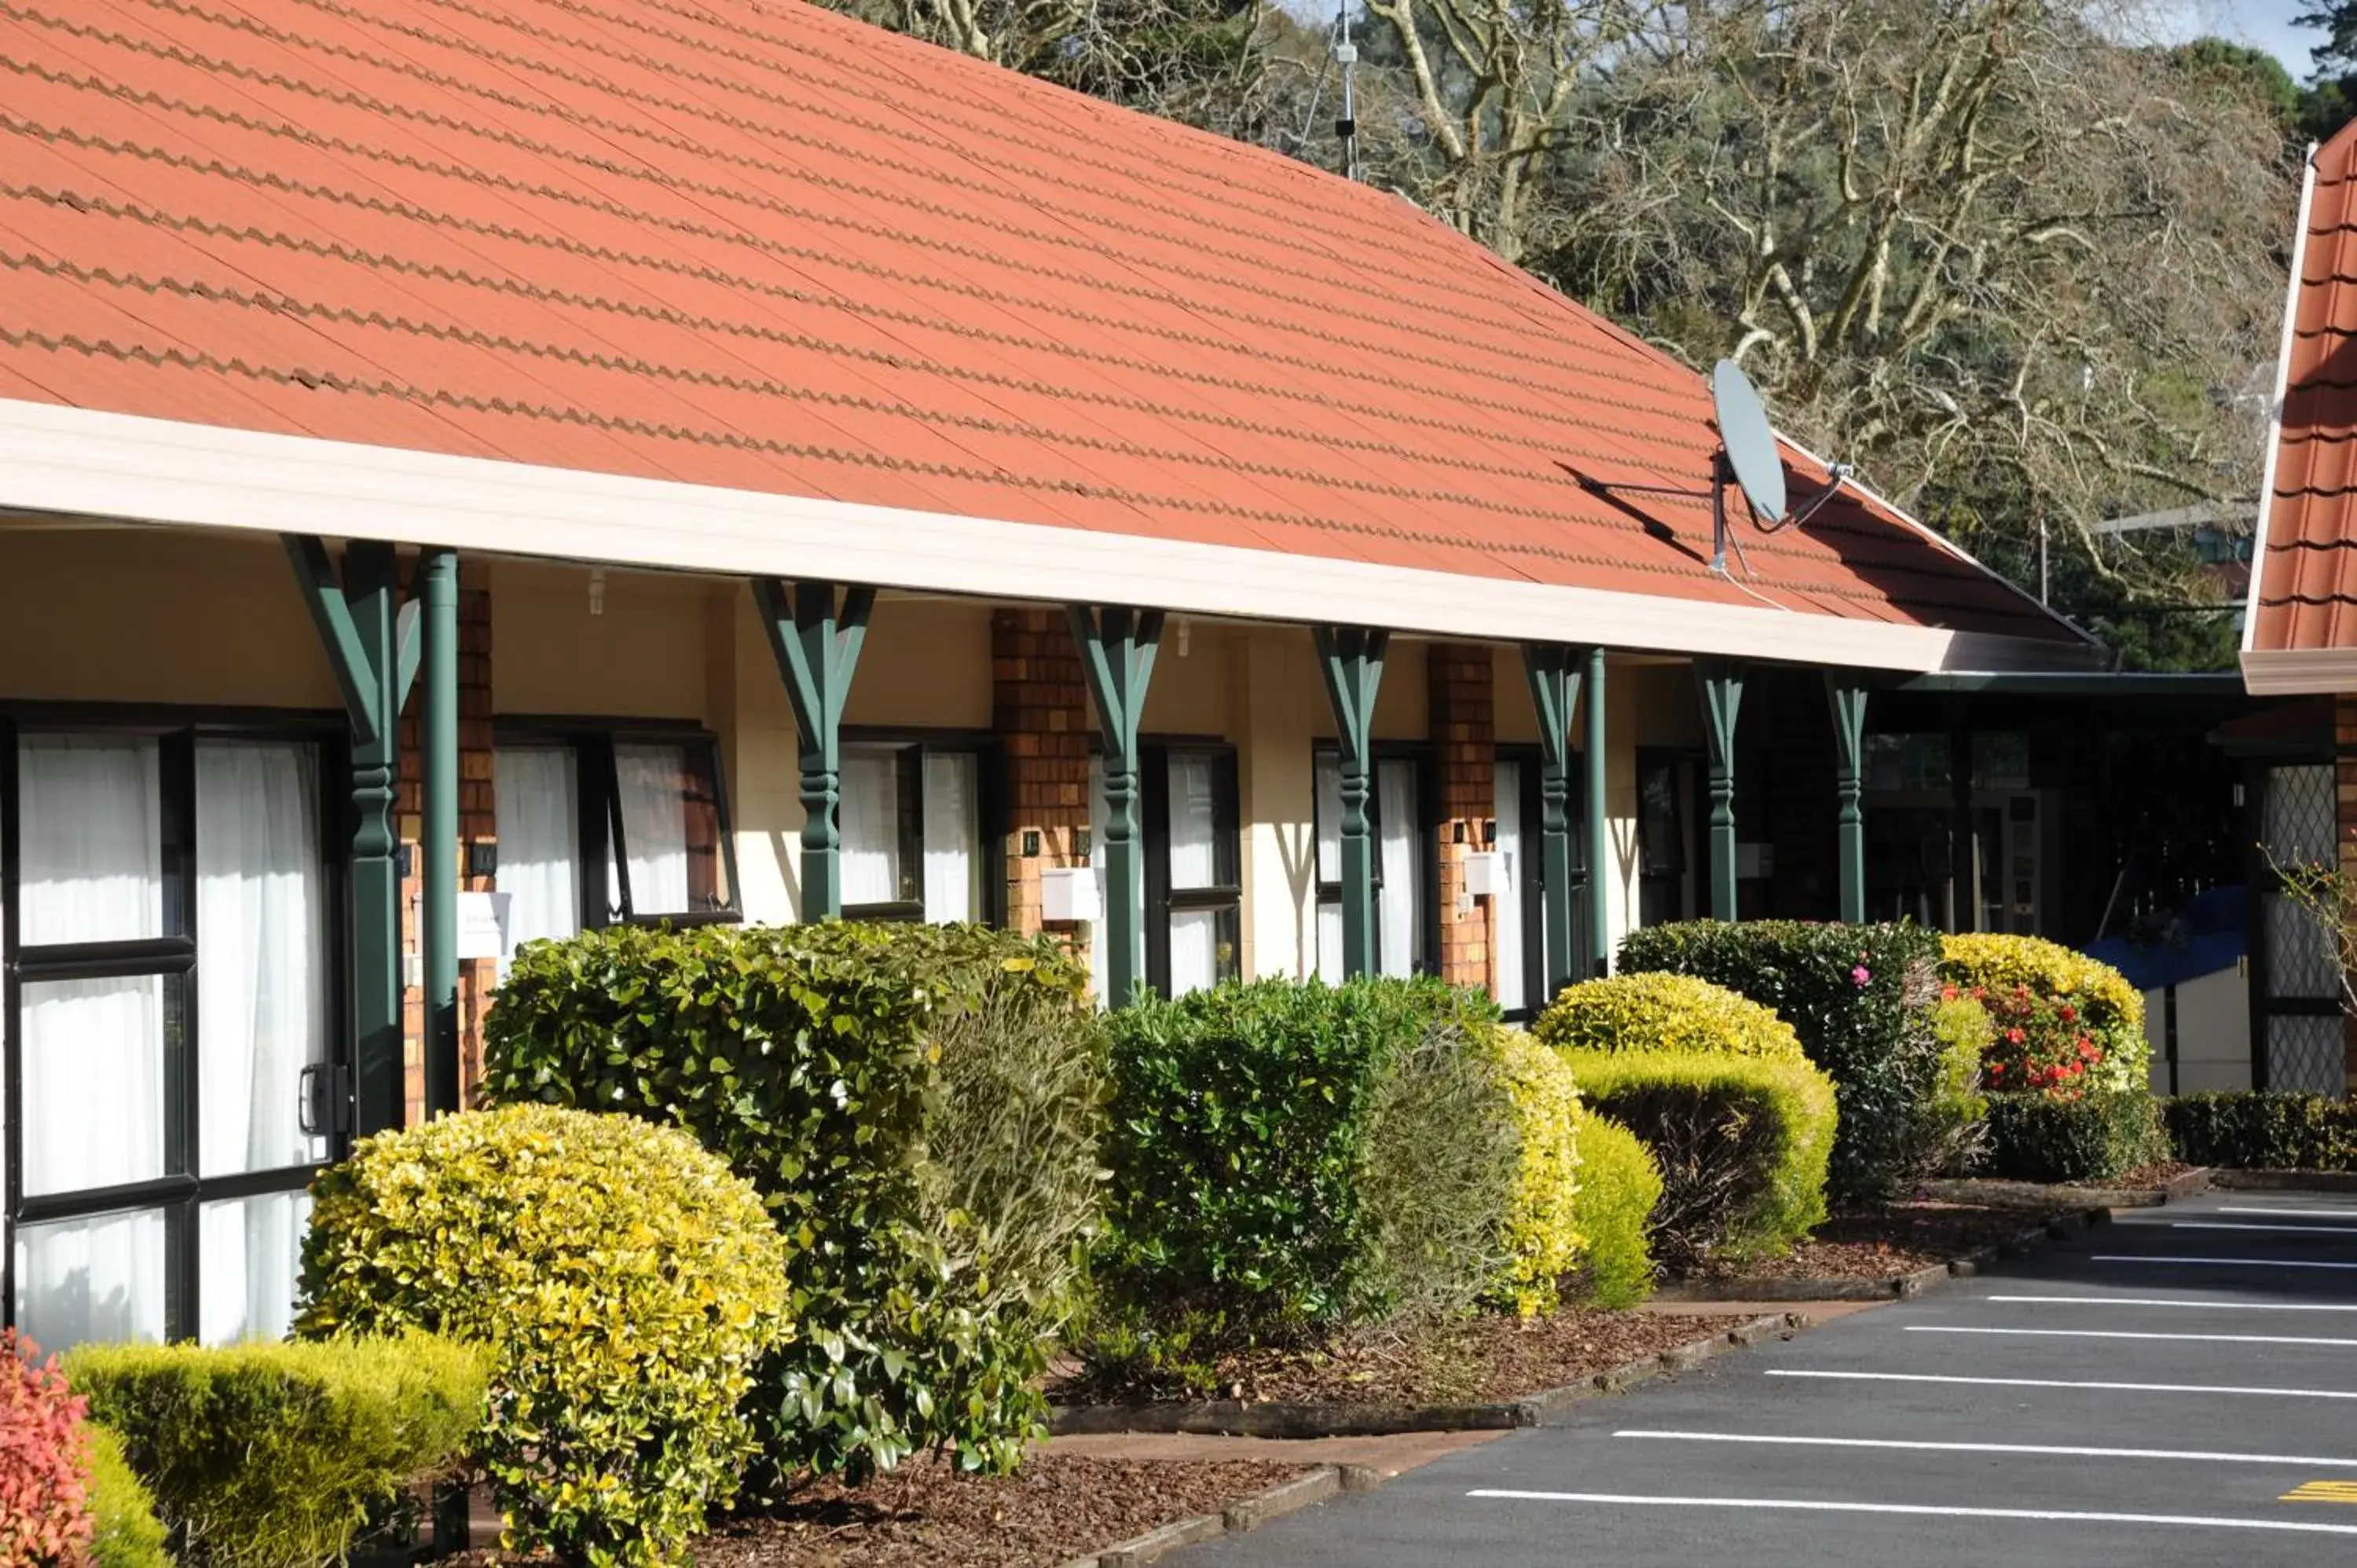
<box><xmin>1054</xmin><ymin>1308</ymin><xmax>1729</xmax><ymax>1408</ymax></box>
<box><xmin>1685</xmin><ymin>1199</ymin><xmax>2075</xmax><ymax>1284</ymax></box>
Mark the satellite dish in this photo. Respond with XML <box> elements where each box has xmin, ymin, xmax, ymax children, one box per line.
<box><xmin>1711</xmin><ymin>360</ymin><xmax>1786</xmax><ymax>525</ymax></box>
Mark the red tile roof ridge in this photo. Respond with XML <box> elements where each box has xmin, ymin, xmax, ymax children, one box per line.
<box><xmin>9</xmin><ymin>5</ymin><xmax>1629</xmax><ymax>386</ymax></box>
<box><xmin>0</xmin><ymin>107</ymin><xmax>1706</xmax><ymax>444</ymax></box>
<box><xmin>4</xmin><ymin>321</ymin><xmax>2053</xmax><ymax>622</ymax></box>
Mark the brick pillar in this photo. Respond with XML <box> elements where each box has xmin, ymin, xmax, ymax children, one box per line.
<box><xmin>1429</xmin><ymin>642</ymin><xmax>1495</xmax><ymax>991</ymax></box>
<box><xmin>2340</xmin><ymin>694</ymin><xmax>2357</xmax><ymax>1097</ymax></box>
<box><xmin>400</xmin><ymin>562</ymin><xmax>497</xmax><ymax>1120</ymax></box>
<box><xmin>993</xmin><ymin>609</ymin><xmax>1091</xmax><ymax>945</ymax></box>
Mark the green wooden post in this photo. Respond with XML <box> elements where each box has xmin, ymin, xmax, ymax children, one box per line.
<box><xmin>284</xmin><ymin>536</ymin><xmax>415</xmax><ymax>1137</ymax></box>
<box><xmin>1520</xmin><ymin>643</ymin><xmax>1580</xmax><ymax>999</ymax></box>
<box><xmin>754</xmin><ymin>579</ymin><xmax>875</xmax><ymax>920</ymax></box>
<box><xmin>1072</xmin><ymin>606</ymin><xmax>1164</xmax><ymax>1003</ymax></box>
<box><xmin>1826</xmin><ymin>676</ymin><xmax>1869</xmax><ymax>923</ymax></box>
<box><xmin>1695</xmin><ymin>659</ymin><xmax>1746</xmax><ymax>922</ymax></box>
<box><xmin>1583</xmin><ymin>644</ymin><xmax>1611</xmax><ymax>977</ymax></box>
<box><xmin>420</xmin><ymin>548</ymin><xmax>460</xmax><ymax>1117</ymax></box>
<box><xmin>1315</xmin><ymin>626</ymin><xmax>1387</xmax><ymax>978</ymax></box>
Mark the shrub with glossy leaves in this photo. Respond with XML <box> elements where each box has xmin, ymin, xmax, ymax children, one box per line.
<box><xmin>1983</xmin><ymin>1090</ymin><xmax>2163</xmax><ymax>1184</ymax></box>
<box><xmin>1563</xmin><ymin>1109</ymin><xmax>1662</xmax><ymax>1309</ymax></box>
<box><xmin>1559</xmin><ymin>1046</ymin><xmax>1836</xmax><ymax>1269</ymax></box>
<box><xmin>1941</xmin><ymin>933</ymin><xmax>2148</xmax><ymax>1093</ymax></box>
<box><xmin>299</xmin><ymin>1105</ymin><xmax>790</xmax><ymax>1567</ymax></box>
<box><xmin>69</xmin><ymin>1335</ymin><xmax>484</xmax><ymax>1568</ymax></box>
<box><xmin>0</xmin><ymin>1329</ymin><xmax>92</xmax><ymax>1567</ymax></box>
<box><xmin>1618</xmin><ymin>920</ymin><xmax>1945</xmax><ymax>1202</ymax></box>
<box><xmin>483</xmin><ymin>920</ymin><xmax>1105</xmax><ymax>1487</ymax></box>
<box><xmin>2165</xmin><ymin>1091</ymin><xmax>2357</xmax><ymax>1171</ymax></box>
<box><xmin>1487</xmin><ymin>1029</ymin><xmax>1585</xmax><ymax>1317</ymax></box>
<box><xmin>1533</xmin><ymin>972</ymin><xmax>1808</xmax><ymax>1062</ymax></box>
<box><xmin>80</xmin><ymin>1423</ymin><xmax>169</xmax><ymax>1568</ymax></box>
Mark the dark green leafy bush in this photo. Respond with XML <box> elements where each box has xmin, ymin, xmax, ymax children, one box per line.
<box><xmin>2165</xmin><ymin>1092</ymin><xmax>2357</xmax><ymax>1171</ymax></box>
<box><xmin>1559</xmin><ymin>1046</ymin><xmax>1836</xmax><ymax>1269</ymax></box>
<box><xmin>82</xmin><ymin>1423</ymin><xmax>169</xmax><ymax>1568</ymax></box>
<box><xmin>68</xmin><ymin>1335</ymin><xmax>485</xmax><ymax>1568</ymax></box>
<box><xmin>1618</xmin><ymin>920</ymin><xmax>1944</xmax><ymax>1202</ymax></box>
<box><xmin>299</xmin><ymin>1107</ymin><xmax>787</xmax><ymax>1566</ymax></box>
<box><xmin>1564</xmin><ymin>1109</ymin><xmax>1662</xmax><ymax>1309</ymax></box>
<box><xmin>1983</xmin><ymin>1090</ymin><xmax>2164</xmax><ymax>1184</ymax></box>
<box><xmin>483</xmin><ymin>920</ymin><xmax>1105</xmax><ymax>1486</ymax></box>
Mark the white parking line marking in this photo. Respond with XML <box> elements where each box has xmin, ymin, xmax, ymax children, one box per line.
<box><xmin>1614</xmin><ymin>1431</ymin><xmax>2357</xmax><ymax>1466</ymax></box>
<box><xmin>1905</xmin><ymin>1325</ymin><xmax>2357</xmax><ymax>1348</ymax></box>
<box><xmin>1988</xmin><ymin>1295</ymin><xmax>2357</xmax><ymax>1313</ymax></box>
<box><xmin>2095</xmin><ymin>1254</ymin><xmax>2357</xmax><ymax>1270</ymax></box>
<box><xmin>1463</xmin><ymin>1491</ymin><xmax>2357</xmax><ymax>1536</ymax></box>
<box><xmin>2222</xmin><ymin>1207</ymin><xmax>2357</xmax><ymax>1220</ymax></box>
<box><xmin>2175</xmin><ymin>1222</ymin><xmax>2357</xmax><ymax>1236</ymax></box>
<box><xmin>1766</xmin><ymin>1369</ymin><xmax>2357</xmax><ymax>1399</ymax></box>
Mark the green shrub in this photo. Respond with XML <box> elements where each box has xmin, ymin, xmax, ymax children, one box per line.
<box><xmin>2165</xmin><ymin>1092</ymin><xmax>2357</xmax><ymax>1171</ymax></box>
<box><xmin>1618</xmin><ymin>920</ymin><xmax>1945</xmax><ymax>1202</ymax></box>
<box><xmin>1533</xmin><ymin>971</ymin><xmax>1808</xmax><ymax>1061</ymax></box>
<box><xmin>1983</xmin><ymin>1090</ymin><xmax>2164</xmax><ymax>1184</ymax></box>
<box><xmin>299</xmin><ymin>1106</ymin><xmax>789</xmax><ymax>1567</ymax></box>
<box><xmin>82</xmin><ymin>1423</ymin><xmax>170</xmax><ymax>1568</ymax></box>
<box><xmin>1909</xmin><ymin>994</ymin><xmax>1992</xmax><ymax>1178</ymax></box>
<box><xmin>68</xmin><ymin>1336</ymin><xmax>482</xmax><ymax>1568</ymax></box>
<box><xmin>1489</xmin><ymin>1029</ymin><xmax>1586</xmax><ymax>1317</ymax></box>
<box><xmin>1942</xmin><ymin>933</ymin><xmax>2150</xmax><ymax>1093</ymax></box>
<box><xmin>1560</xmin><ymin>1047</ymin><xmax>1836</xmax><ymax>1269</ymax></box>
<box><xmin>1563</xmin><ymin>1109</ymin><xmax>1661</xmax><ymax>1309</ymax></box>
<box><xmin>483</xmin><ymin>921</ymin><xmax>1104</xmax><ymax>1487</ymax></box>
<box><xmin>1356</xmin><ymin>1020</ymin><xmax>1521</xmax><ymax>1324</ymax></box>
<box><xmin>1095</xmin><ymin>975</ymin><xmax>1497</xmax><ymax>1346</ymax></box>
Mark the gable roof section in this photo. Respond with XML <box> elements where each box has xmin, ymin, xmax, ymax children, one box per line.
<box><xmin>0</xmin><ymin>0</ymin><xmax>2085</xmax><ymax>665</ymax></box>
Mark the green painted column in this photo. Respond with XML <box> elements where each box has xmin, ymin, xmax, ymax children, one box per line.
<box><xmin>755</xmin><ymin>579</ymin><xmax>875</xmax><ymax>920</ymax></box>
<box><xmin>1826</xmin><ymin>676</ymin><xmax>1869</xmax><ymax>923</ymax></box>
<box><xmin>1695</xmin><ymin>659</ymin><xmax>1746</xmax><ymax>922</ymax></box>
<box><xmin>1316</xmin><ymin>626</ymin><xmax>1387</xmax><ymax>978</ymax></box>
<box><xmin>419</xmin><ymin>548</ymin><xmax>460</xmax><ymax>1118</ymax></box>
<box><xmin>1583</xmin><ymin>644</ymin><xmax>1611</xmax><ymax>976</ymax></box>
<box><xmin>284</xmin><ymin>536</ymin><xmax>413</xmax><ymax>1136</ymax></box>
<box><xmin>1072</xmin><ymin>605</ymin><xmax>1164</xmax><ymax>1002</ymax></box>
<box><xmin>1520</xmin><ymin>643</ymin><xmax>1579</xmax><ymax>999</ymax></box>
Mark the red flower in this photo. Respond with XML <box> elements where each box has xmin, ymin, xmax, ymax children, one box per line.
<box><xmin>2006</xmin><ymin>1028</ymin><xmax>2025</xmax><ymax>1046</ymax></box>
<box><xmin>2058</xmin><ymin>1004</ymin><xmax>2077</xmax><ymax>1022</ymax></box>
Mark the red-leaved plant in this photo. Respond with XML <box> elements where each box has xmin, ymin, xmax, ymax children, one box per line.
<box><xmin>0</xmin><ymin>1329</ymin><xmax>94</xmax><ymax>1566</ymax></box>
<box><xmin>1956</xmin><ymin>981</ymin><xmax>2105</xmax><ymax>1099</ymax></box>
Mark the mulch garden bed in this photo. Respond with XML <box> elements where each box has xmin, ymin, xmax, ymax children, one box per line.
<box><xmin>1682</xmin><ymin>1197</ymin><xmax>2081</xmax><ymax>1285</ymax></box>
<box><xmin>1051</xmin><ymin>1307</ymin><xmax>1731</xmax><ymax>1408</ymax></box>
<box><xmin>434</xmin><ymin>1454</ymin><xmax>1307</xmax><ymax>1568</ymax></box>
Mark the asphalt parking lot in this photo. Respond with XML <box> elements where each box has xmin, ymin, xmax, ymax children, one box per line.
<box><xmin>1188</xmin><ymin>1189</ymin><xmax>2357</xmax><ymax>1567</ymax></box>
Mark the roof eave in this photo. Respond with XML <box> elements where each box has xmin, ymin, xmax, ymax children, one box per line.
<box><xmin>2245</xmin><ymin>140</ymin><xmax>2322</xmax><ymax>665</ymax></box>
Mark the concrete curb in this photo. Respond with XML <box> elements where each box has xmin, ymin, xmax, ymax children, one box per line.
<box><xmin>1047</xmin><ymin>1313</ymin><xmax>1805</xmax><ymax>1439</ymax></box>
<box><xmin>2211</xmin><ymin>1167</ymin><xmax>2357</xmax><ymax>1193</ymax></box>
<box><xmin>1062</xmin><ymin>1464</ymin><xmax>1354</xmax><ymax>1567</ymax></box>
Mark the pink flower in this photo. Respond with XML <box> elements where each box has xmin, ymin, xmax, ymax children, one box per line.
<box><xmin>1850</xmin><ymin>965</ymin><xmax>1871</xmax><ymax>987</ymax></box>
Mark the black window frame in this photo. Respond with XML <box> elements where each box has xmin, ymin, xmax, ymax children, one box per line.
<box><xmin>494</xmin><ymin>717</ymin><xmax>742</xmax><ymax>931</ymax></box>
<box><xmin>1311</xmin><ymin>741</ymin><xmax>1441</xmax><ymax>978</ymax></box>
<box><xmin>0</xmin><ymin>704</ymin><xmax>350</xmax><ymax>1345</ymax></box>
<box><xmin>1492</xmin><ymin>744</ymin><xmax>1589</xmax><ymax>1021</ymax></box>
<box><xmin>1636</xmin><ymin>746</ymin><xmax>1700</xmax><ymax>929</ymax></box>
<box><xmin>838</xmin><ymin>727</ymin><xmax>1003</xmax><ymax>926</ymax></box>
<box><xmin>1142</xmin><ymin>742</ymin><xmax>1242</xmax><ymax>995</ymax></box>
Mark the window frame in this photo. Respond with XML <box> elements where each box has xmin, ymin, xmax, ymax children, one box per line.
<box><xmin>0</xmin><ymin>704</ymin><xmax>350</xmax><ymax>1344</ymax></box>
<box><xmin>1311</xmin><ymin>741</ymin><xmax>1440</xmax><ymax>978</ymax></box>
<box><xmin>1635</xmin><ymin>745</ymin><xmax>1700</xmax><ymax>928</ymax></box>
<box><xmin>1142</xmin><ymin>741</ymin><xmax>1241</xmax><ymax>996</ymax></box>
<box><xmin>494</xmin><ymin>716</ymin><xmax>742</xmax><ymax>931</ymax></box>
<box><xmin>837</xmin><ymin>727</ymin><xmax>1002</xmax><ymax>926</ymax></box>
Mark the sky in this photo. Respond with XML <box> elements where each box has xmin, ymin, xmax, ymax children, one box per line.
<box><xmin>2131</xmin><ymin>0</ymin><xmax>2316</xmax><ymax>76</ymax></box>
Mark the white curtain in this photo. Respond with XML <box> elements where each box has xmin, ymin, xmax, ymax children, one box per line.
<box><xmin>1168</xmin><ymin>754</ymin><xmax>1219</xmax><ymax>889</ymax></box>
<box><xmin>1315</xmin><ymin>903</ymin><xmax>1344</xmax><ymax>984</ymax></box>
<box><xmin>1377</xmin><ymin>759</ymin><xmax>1420</xmax><ymax>978</ymax></box>
<box><xmin>1170</xmin><ymin>910</ymin><xmax>1220</xmax><ymax>995</ymax></box>
<box><xmin>614</xmin><ymin>744</ymin><xmax>691</xmax><ymax>915</ymax></box>
<box><xmin>20</xmin><ymin>735</ymin><xmax>160</xmax><ymax>945</ymax></box>
<box><xmin>1494</xmin><ymin>760</ymin><xmax>1526</xmax><ymax>1013</ymax></box>
<box><xmin>840</xmin><ymin>750</ymin><xmax>900</xmax><ymax>907</ymax></box>
<box><xmin>15</xmin><ymin>1211</ymin><xmax>167</xmax><ymax>1351</ymax></box>
<box><xmin>196</xmin><ymin>742</ymin><xmax>325</xmax><ymax>1179</ymax></box>
<box><xmin>495</xmin><ymin>747</ymin><xmax>581</xmax><ymax>953</ymax></box>
<box><xmin>199</xmin><ymin>1192</ymin><xmax>310</xmax><ymax>1346</ymax></box>
<box><xmin>22</xmin><ymin>976</ymin><xmax>166</xmax><ymax>1197</ymax></box>
<box><xmin>1314</xmin><ymin>753</ymin><xmax>1343</xmax><ymax>980</ymax></box>
<box><xmin>921</xmin><ymin>752</ymin><xmax>981</xmax><ymax>922</ymax></box>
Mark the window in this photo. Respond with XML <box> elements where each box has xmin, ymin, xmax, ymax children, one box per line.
<box><xmin>1637</xmin><ymin>748</ymin><xmax>1696</xmax><ymax>928</ymax></box>
<box><xmin>840</xmin><ymin>742</ymin><xmax>988</xmax><ymax>923</ymax></box>
<box><xmin>1313</xmin><ymin>747</ymin><xmax>1433</xmax><ymax>980</ymax></box>
<box><xmin>1088</xmin><ymin>747</ymin><xmax>1242</xmax><ymax>1000</ymax></box>
<box><xmin>4</xmin><ymin>725</ymin><xmax>338</xmax><ymax>1351</ymax></box>
<box><xmin>493</xmin><ymin>727</ymin><xmax>736</xmax><ymax>947</ymax></box>
<box><xmin>1492</xmin><ymin>752</ymin><xmax>1586</xmax><ymax>1017</ymax></box>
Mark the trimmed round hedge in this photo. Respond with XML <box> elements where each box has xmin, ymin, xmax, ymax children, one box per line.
<box><xmin>1563</xmin><ymin>1109</ymin><xmax>1661</xmax><ymax>1309</ymax></box>
<box><xmin>299</xmin><ymin>1105</ymin><xmax>791</xmax><ymax>1568</ymax></box>
<box><xmin>1488</xmin><ymin>1028</ymin><xmax>1585</xmax><ymax>1317</ymax></box>
<box><xmin>1941</xmin><ymin>932</ymin><xmax>2148</xmax><ymax>1094</ymax></box>
<box><xmin>1533</xmin><ymin>972</ymin><xmax>1807</xmax><ymax>1061</ymax></box>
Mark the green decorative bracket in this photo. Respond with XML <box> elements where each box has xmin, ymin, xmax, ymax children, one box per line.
<box><xmin>1826</xmin><ymin>676</ymin><xmax>1869</xmax><ymax>923</ymax></box>
<box><xmin>1315</xmin><ymin>626</ymin><xmax>1388</xmax><ymax>978</ymax></box>
<box><xmin>1695</xmin><ymin>659</ymin><xmax>1746</xmax><ymax>921</ymax></box>
<box><xmin>1072</xmin><ymin>605</ymin><xmax>1164</xmax><ymax>1003</ymax></box>
<box><xmin>1521</xmin><ymin>643</ymin><xmax>1582</xmax><ymax>999</ymax></box>
<box><xmin>284</xmin><ymin>535</ymin><xmax>416</xmax><ymax>1136</ymax></box>
<box><xmin>755</xmin><ymin>579</ymin><xmax>876</xmax><ymax>921</ymax></box>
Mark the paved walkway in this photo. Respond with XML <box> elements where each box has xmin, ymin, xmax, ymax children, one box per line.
<box><xmin>1181</xmin><ymin>1189</ymin><xmax>2357</xmax><ymax>1567</ymax></box>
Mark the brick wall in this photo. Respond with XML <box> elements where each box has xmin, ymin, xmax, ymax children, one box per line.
<box><xmin>398</xmin><ymin>561</ymin><xmax>497</xmax><ymax>1123</ymax></box>
<box><xmin>993</xmin><ymin>609</ymin><xmax>1091</xmax><ymax>943</ymax></box>
<box><xmin>1428</xmin><ymin>642</ymin><xmax>1494</xmax><ymax>991</ymax></box>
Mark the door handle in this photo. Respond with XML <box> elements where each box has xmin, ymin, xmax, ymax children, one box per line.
<box><xmin>299</xmin><ymin>1061</ymin><xmax>353</xmax><ymax>1139</ymax></box>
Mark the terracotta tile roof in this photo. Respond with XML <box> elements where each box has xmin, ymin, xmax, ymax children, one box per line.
<box><xmin>2258</xmin><ymin>123</ymin><xmax>2357</xmax><ymax>654</ymax></box>
<box><xmin>0</xmin><ymin>0</ymin><xmax>2076</xmax><ymax>643</ymax></box>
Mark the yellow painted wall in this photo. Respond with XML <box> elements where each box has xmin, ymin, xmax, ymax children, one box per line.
<box><xmin>491</xmin><ymin>560</ymin><xmax>719</xmax><ymax>722</ymax></box>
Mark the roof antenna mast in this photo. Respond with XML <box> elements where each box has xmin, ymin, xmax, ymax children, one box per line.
<box><xmin>1333</xmin><ymin>2</ymin><xmax>1360</xmax><ymax>182</ymax></box>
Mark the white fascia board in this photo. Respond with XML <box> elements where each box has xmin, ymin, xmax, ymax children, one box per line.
<box><xmin>2246</xmin><ymin>143</ymin><xmax>2321</xmax><ymax>658</ymax></box>
<box><xmin>2241</xmin><ymin>647</ymin><xmax>2357</xmax><ymax>695</ymax></box>
<box><xmin>0</xmin><ymin>398</ymin><xmax>2097</xmax><ymax>675</ymax></box>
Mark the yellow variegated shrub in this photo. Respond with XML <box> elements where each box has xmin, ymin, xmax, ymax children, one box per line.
<box><xmin>299</xmin><ymin>1105</ymin><xmax>792</xmax><ymax>1568</ymax></box>
<box><xmin>1489</xmin><ymin>1029</ymin><xmax>1584</xmax><ymax>1317</ymax></box>
<box><xmin>1534</xmin><ymin>972</ymin><xmax>1808</xmax><ymax>1062</ymax></box>
<box><xmin>1563</xmin><ymin>1108</ymin><xmax>1662</xmax><ymax>1308</ymax></box>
